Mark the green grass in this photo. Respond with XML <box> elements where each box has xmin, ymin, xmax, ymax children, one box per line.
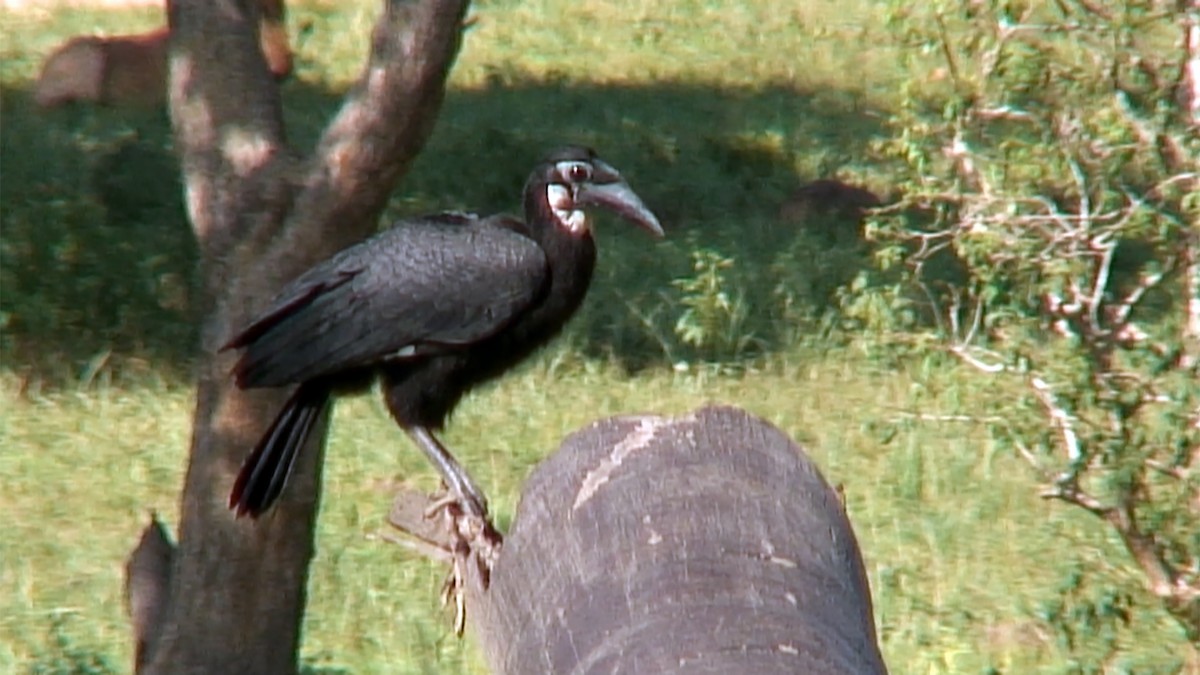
<box><xmin>3</xmin><ymin>361</ymin><xmax>1191</xmax><ymax>673</ymax></box>
<box><xmin>1</xmin><ymin>0</ymin><xmax>1194</xmax><ymax>672</ymax></box>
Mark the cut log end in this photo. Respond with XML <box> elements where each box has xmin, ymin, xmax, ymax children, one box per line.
<box><xmin>386</xmin><ymin>405</ymin><xmax>888</xmax><ymax>674</ymax></box>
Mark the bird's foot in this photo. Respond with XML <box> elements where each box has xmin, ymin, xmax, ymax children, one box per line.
<box><xmin>424</xmin><ymin>487</ymin><xmax>502</xmax><ymax>635</ymax></box>
<box><xmin>422</xmin><ymin>491</ymin><xmax>460</xmax><ymax>519</ymax></box>
<box><xmin>440</xmin><ymin>554</ymin><xmax>468</xmax><ymax>636</ymax></box>
<box><xmin>424</xmin><ymin>487</ymin><xmax>499</xmax><ymax>549</ymax></box>
<box><xmin>386</xmin><ymin>486</ymin><xmax>502</xmax><ymax>637</ymax></box>
<box><xmin>423</xmin><ymin>483</ymin><xmax>488</xmax><ymax>521</ymax></box>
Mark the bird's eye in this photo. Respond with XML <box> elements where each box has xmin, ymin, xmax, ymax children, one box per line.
<box><xmin>567</xmin><ymin>164</ymin><xmax>591</xmax><ymax>182</ymax></box>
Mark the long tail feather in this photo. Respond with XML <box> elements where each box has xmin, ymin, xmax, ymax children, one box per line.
<box><xmin>230</xmin><ymin>382</ymin><xmax>331</xmax><ymax>518</ymax></box>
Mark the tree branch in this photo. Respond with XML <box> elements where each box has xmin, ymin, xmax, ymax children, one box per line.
<box><xmin>283</xmin><ymin>0</ymin><xmax>470</xmax><ymax>261</ymax></box>
<box><xmin>138</xmin><ymin>1</ymin><xmax>473</xmax><ymax>672</ymax></box>
<box><xmin>1043</xmin><ymin>462</ymin><xmax>1200</xmax><ymax>640</ymax></box>
<box><xmin>1105</xmin><ymin>501</ymin><xmax>1198</xmax><ymax>608</ymax></box>
<box><xmin>1177</xmin><ymin>1</ymin><xmax>1200</xmax><ymax>129</ymax></box>
<box><xmin>1030</xmin><ymin>376</ymin><xmax>1084</xmax><ymax>467</ymax></box>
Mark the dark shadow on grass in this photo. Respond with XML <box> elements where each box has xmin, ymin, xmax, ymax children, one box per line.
<box><xmin>1</xmin><ymin>75</ymin><xmax>886</xmax><ymax>388</ymax></box>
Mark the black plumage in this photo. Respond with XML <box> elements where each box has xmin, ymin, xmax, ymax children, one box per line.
<box><xmin>225</xmin><ymin>146</ymin><xmax>663</xmax><ymax>518</ymax></box>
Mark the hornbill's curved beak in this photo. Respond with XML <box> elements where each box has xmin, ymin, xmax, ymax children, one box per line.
<box><xmin>576</xmin><ymin>160</ymin><xmax>665</xmax><ymax>238</ymax></box>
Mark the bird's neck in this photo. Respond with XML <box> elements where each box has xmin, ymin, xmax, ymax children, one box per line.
<box><xmin>523</xmin><ymin>180</ymin><xmax>594</xmax><ymax>242</ymax></box>
<box><xmin>522</xmin><ymin>182</ymin><xmax>598</xmax><ymax>316</ymax></box>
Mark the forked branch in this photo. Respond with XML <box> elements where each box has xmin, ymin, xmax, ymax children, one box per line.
<box><xmin>284</xmin><ymin>0</ymin><xmax>471</xmax><ymax>259</ymax></box>
<box><xmin>135</xmin><ymin>1</ymin><xmax>473</xmax><ymax>672</ymax></box>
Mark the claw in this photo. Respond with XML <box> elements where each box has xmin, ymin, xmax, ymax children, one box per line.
<box><xmin>440</xmin><ymin>557</ymin><xmax>467</xmax><ymax>637</ymax></box>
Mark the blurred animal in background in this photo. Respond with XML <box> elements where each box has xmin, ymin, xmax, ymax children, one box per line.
<box><xmin>777</xmin><ymin>178</ymin><xmax>882</xmax><ymax>247</ymax></box>
<box><xmin>35</xmin><ymin>28</ymin><xmax>170</xmax><ymax>108</ymax></box>
<box><xmin>34</xmin><ymin>0</ymin><xmax>293</xmax><ymax>109</ymax></box>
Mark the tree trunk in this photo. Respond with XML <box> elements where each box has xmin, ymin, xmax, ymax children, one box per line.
<box><xmin>447</xmin><ymin>405</ymin><xmax>888</xmax><ymax>674</ymax></box>
<box><xmin>126</xmin><ymin>1</ymin><xmax>470</xmax><ymax>672</ymax></box>
<box><xmin>1182</xmin><ymin>2</ymin><xmax>1200</xmax><ymax>369</ymax></box>
<box><xmin>1180</xmin><ymin>1</ymin><xmax>1199</xmax><ymax>128</ymax></box>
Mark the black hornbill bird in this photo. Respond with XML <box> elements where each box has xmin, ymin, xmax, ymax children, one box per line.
<box><xmin>224</xmin><ymin>146</ymin><xmax>664</xmax><ymax>519</ymax></box>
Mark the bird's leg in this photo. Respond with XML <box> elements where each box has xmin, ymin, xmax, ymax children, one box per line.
<box><xmin>405</xmin><ymin>426</ymin><xmax>489</xmax><ymax>518</ymax></box>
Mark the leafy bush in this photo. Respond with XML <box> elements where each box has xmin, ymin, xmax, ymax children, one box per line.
<box><xmin>849</xmin><ymin>0</ymin><xmax>1200</xmax><ymax>646</ymax></box>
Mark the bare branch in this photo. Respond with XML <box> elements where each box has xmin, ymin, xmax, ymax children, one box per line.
<box><xmin>1069</xmin><ymin>0</ymin><xmax>1116</xmax><ymax>22</ymax></box>
<box><xmin>1045</xmin><ymin>476</ymin><xmax>1199</xmax><ymax>612</ymax></box>
<box><xmin>1114</xmin><ymin>90</ymin><xmax>1189</xmax><ymax>172</ymax></box>
<box><xmin>887</xmin><ymin>411</ymin><xmax>1008</xmax><ymax>424</ymax></box>
<box><xmin>1014</xmin><ymin>438</ymin><xmax>1052</xmax><ymax>477</ymax></box>
<box><xmin>934</xmin><ymin>13</ymin><xmax>963</xmax><ymax>88</ymax></box>
<box><xmin>1087</xmin><ymin>234</ymin><xmax>1116</xmax><ymax>333</ymax></box>
<box><xmin>1177</xmin><ymin>1</ymin><xmax>1200</xmax><ymax>129</ymax></box>
<box><xmin>1112</xmin><ymin>267</ymin><xmax>1168</xmax><ymax>328</ymax></box>
<box><xmin>1107</xmin><ymin>500</ymin><xmax>1197</xmax><ymax>605</ymax></box>
<box><xmin>949</xmin><ymin>344</ymin><xmax>1009</xmax><ymax>373</ymax></box>
<box><xmin>1065</xmin><ymin>153</ymin><xmax>1091</xmax><ymax>232</ymax></box>
<box><xmin>1146</xmin><ymin>458</ymin><xmax>1188</xmax><ymax>480</ymax></box>
<box><xmin>1030</xmin><ymin>376</ymin><xmax>1084</xmax><ymax>465</ymax></box>
<box><xmin>945</xmin><ymin>285</ymin><xmax>962</xmax><ymax>340</ymax></box>
<box><xmin>1184</xmin><ymin>227</ymin><xmax>1200</xmax><ymax>366</ymax></box>
<box><xmin>882</xmin><ymin>0</ymin><xmax>1200</xmax><ymax>644</ymax></box>
<box><xmin>1040</xmin><ymin>483</ymin><xmax>1110</xmax><ymax>516</ymax></box>
<box><xmin>283</xmin><ymin>0</ymin><xmax>471</xmax><ymax>260</ymax></box>
<box><xmin>944</xmin><ymin>131</ymin><xmax>988</xmax><ymax>194</ymax></box>
<box><xmin>975</xmin><ymin>105</ymin><xmax>1036</xmax><ymax>122</ymax></box>
<box><xmin>367</xmin><ymin>529</ymin><xmax>454</xmax><ymax>564</ymax></box>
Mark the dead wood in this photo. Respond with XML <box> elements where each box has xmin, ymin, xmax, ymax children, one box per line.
<box><xmin>390</xmin><ymin>405</ymin><xmax>889</xmax><ymax>674</ymax></box>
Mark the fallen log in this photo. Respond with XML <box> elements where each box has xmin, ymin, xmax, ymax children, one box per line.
<box><xmin>391</xmin><ymin>404</ymin><xmax>888</xmax><ymax>674</ymax></box>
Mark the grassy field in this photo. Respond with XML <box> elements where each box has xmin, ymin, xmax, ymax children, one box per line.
<box><xmin>1</xmin><ymin>0</ymin><xmax>1194</xmax><ymax>673</ymax></box>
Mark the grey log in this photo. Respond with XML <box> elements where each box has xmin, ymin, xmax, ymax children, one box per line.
<box><xmin>469</xmin><ymin>405</ymin><xmax>888</xmax><ymax>674</ymax></box>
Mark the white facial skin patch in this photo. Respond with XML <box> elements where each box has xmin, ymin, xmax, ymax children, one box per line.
<box><xmin>546</xmin><ymin>183</ymin><xmax>588</xmax><ymax>234</ymax></box>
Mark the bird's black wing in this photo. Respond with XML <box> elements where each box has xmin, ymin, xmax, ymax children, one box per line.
<box><xmin>226</xmin><ymin>217</ymin><xmax>549</xmax><ymax>387</ymax></box>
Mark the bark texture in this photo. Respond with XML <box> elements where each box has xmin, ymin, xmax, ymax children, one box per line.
<box><xmin>127</xmin><ymin>1</ymin><xmax>470</xmax><ymax>673</ymax></box>
<box><xmin>124</xmin><ymin>515</ymin><xmax>176</xmax><ymax>673</ymax></box>
<box><xmin>466</xmin><ymin>405</ymin><xmax>887</xmax><ymax>674</ymax></box>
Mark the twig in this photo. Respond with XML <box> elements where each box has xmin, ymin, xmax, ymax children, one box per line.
<box><xmin>949</xmin><ymin>344</ymin><xmax>1008</xmax><ymax>373</ymax></box>
<box><xmin>1114</xmin><ymin>90</ymin><xmax>1189</xmax><ymax>172</ymax></box>
<box><xmin>1014</xmin><ymin>438</ymin><xmax>1051</xmax><ymax>477</ymax></box>
<box><xmin>934</xmin><ymin>13</ymin><xmax>962</xmax><ymax>87</ymax></box>
<box><xmin>1040</xmin><ymin>482</ymin><xmax>1110</xmax><ymax>516</ymax></box>
<box><xmin>888</xmin><ymin>411</ymin><xmax>1008</xmax><ymax>425</ymax></box>
<box><xmin>367</xmin><ymin>530</ymin><xmax>454</xmax><ymax>563</ymax></box>
<box><xmin>1112</xmin><ymin>268</ymin><xmax>1168</xmax><ymax>328</ymax></box>
<box><xmin>975</xmin><ymin>106</ymin><xmax>1036</xmax><ymax>122</ymax></box>
<box><xmin>1030</xmin><ymin>376</ymin><xmax>1083</xmax><ymax>465</ymax></box>
<box><xmin>1145</xmin><ymin>459</ymin><xmax>1187</xmax><ymax>480</ymax></box>
<box><xmin>1175</xmin><ymin>2</ymin><xmax>1200</xmax><ymax>129</ymax></box>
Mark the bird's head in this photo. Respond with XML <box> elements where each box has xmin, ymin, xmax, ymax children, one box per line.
<box><xmin>529</xmin><ymin>146</ymin><xmax>664</xmax><ymax>239</ymax></box>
